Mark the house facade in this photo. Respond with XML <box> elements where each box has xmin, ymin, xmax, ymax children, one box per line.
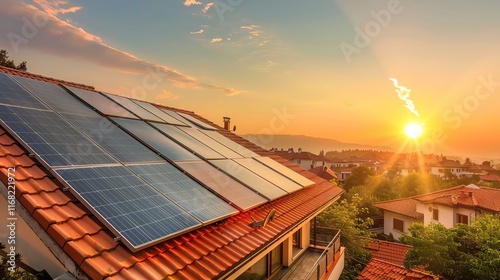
<box><xmin>374</xmin><ymin>184</ymin><xmax>500</xmax><ymax>240</ymax></box>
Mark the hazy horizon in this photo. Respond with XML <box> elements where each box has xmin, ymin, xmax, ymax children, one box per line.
<box><xmin>1</xmin><ymin>1</ymin><xmax>499</xmax><ymax>160</ymax></box>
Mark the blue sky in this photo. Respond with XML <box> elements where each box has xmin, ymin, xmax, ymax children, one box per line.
<box><xmin>2</xmin><ymin>0</ymin><xmax>500</xmax><ymax>159</ymax></box>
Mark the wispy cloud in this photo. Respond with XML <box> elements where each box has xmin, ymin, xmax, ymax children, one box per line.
<box><xmin>202</xmin><ymin>2</ymin><xmax>213</xmax><ymax>13</ymax></box>
<box><xmin>157</xmin><ymin>90</ymin><xmax>180</xmax><ymax>100</ymax></box>
<box><xmin>211</xmin><ymin>37</ymin><xmax>223</xmax><ymax>43</ymax></box>
<box><xmin>0</xmin><ymin>1</ymin><xmax>240</xmax><ymax>96</ymax></box>
<box><xmin>33</xmin><ymin>0</ymin><xmax>82</xmax><ymax>16</ymax></box>
<box><xmin>190</xmin><ymin>29</ymin><xmax>204</xmax><ymax>35</ymax></box>
<box><xmin>183</xmin><ymin>0</ymin><xmax>202</xmax><ymax>6</ymax></box>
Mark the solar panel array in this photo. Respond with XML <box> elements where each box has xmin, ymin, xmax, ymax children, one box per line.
<box><xmin>0</xmin><ymin>72</ymin><xmax>315</xmax><ymax>252</ymax></box>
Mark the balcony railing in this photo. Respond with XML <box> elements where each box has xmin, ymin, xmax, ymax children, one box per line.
<box><xmin>304</xmin><ymin>228</ymin><xmax>342</xmax><ymax>280</ymax></box>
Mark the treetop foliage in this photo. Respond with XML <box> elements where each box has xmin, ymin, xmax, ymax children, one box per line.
<box><xmin>0</xmin><ymin>49</ymin><xmax>27</xmax><ymax>71</ymax></box>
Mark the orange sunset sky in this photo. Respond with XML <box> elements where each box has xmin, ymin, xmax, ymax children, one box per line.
<box><xmin>1</xmin><ymin>0</ymin><xmax>499</xmax><ymax>160</ymax></box>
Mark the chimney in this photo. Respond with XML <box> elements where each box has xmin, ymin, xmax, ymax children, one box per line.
<box><xmin>223</xmin><ymin>117</ymin><xmax>230</xmax><ymax>131</ymax></box>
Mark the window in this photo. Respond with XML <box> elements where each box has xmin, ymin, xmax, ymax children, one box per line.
<box><xmin>269</xmin><ymin>244</ymin><xmax>282</xmax><ymax>275</ymax></box>
<box><xmin>393</xmin><ymin>218</ymin><xmax>404</xmax><ymax>232</ymax></box>
<box><xmin>292</xmin><ymin>229</ymin><xmax>302</xmax><ymax>257</ymax></box>
<box><xmin>237</xmin><ymin>244</ymin><xmax>283</xmax><ymax>280</ymax></box>
<box><xmin>457</xmin><ymin>214</ymin><xmax>469</xmax><ymax>225</ymax></box>
<box><xmin>432</xmin><ymin>209</ymin><xmax>439</xmax><ymax>221</ymax></box>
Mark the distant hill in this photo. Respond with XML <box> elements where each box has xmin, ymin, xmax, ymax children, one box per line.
<box><xmin>241</xmin><ymin>134</ymin><xmax>395</xmax><ymax>155</ymax></box>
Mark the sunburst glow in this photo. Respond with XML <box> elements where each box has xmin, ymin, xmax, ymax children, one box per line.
<box><xmin>404</xmin><ymin>123</ymin><xmax>423</xmax><ymax>139</ymax></box>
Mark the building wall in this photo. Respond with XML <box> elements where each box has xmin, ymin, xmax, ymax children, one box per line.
<box><xmin>417</xmin><ymin>203</ymin><xmax>455</xmax><ymax>228</ymax></box>
<box><xmin>0</xmin><ymin>188</ymin><xmax>67</xmax><ymax>278</ymax></box>
<box><xmin>383</xmin><ymin>211</ymin><xmax>418</xmax><ymax>240</ymax></box>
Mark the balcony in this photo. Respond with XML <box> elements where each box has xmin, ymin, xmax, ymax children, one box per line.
<box><xmin>279</xmin><ymin>227</ymin><xmax>344</xmax><ymax>280</ymax></box>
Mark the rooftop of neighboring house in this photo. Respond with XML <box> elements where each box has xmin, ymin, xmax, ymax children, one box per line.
<box><xmin>373</xmin><ymin>197</ymin><xmax>423</xmax><ymax>219</ymax></box>
<box><xmin>360</xmin><ymin>239</ymin><xmax>436</xmax><ymax>280</ymax></box>
<box><xmin>413</xmin><ymin>184</ymin><xmax>500</xmax><ymax>212</ymax></box>
<box><xmin>480</xmin><ymin>173</ymin><xmax>500</xmax><ymax>182</ymax></box>
<box><xmin>428</xmin><ymin>157</ymin><xmax>465</xmax><ymax>168</ymax></box>
<box><xmin>374</xmin><ymin>184</ymin><xmax>500</xmax><ymax>218</ymax></box>
<box><xmin>309</xmin><ymin>165</ymin><xmax>338</xmax><ymax>181</ymax></box>
<box><xmin>0</xmin><ymin>66</ymin><xmax>344</xmax><ymax>279</ymax></box>
<box><xmin>358</xmin><ymin>258</ymin><xmax>436</xmax><ymax>280</ymax></box>
<box><xmin>366</xmin><ymin>239</ymin><xmax>412</xmax><ymax>266</ymax></box>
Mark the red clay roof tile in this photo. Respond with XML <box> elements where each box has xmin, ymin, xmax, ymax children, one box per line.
<box><xmin>33</xmin><ymin>202</ymin><xmax>86</xmax><ymax>229</ymax></box>
<box><xmin>48</xmin><ymin>216</ymin><xmax>103</xmax><ymax>247</ymax></box>
<box><xmin>359</xmin><ymin>258</ymin><xmax>436</xmax><ymax>280</ymax></box>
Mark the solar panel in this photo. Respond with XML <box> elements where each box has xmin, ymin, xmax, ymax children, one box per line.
<box><xmin>0</xmin><ymin>73</ymin><xmax>48</xmax><ymax>109</ymax></box>
<box><xmin>55</xmin><ymin>166</ymin><xmax>201</xmax><ymax>251</ymax></box>
<box><xmin>178</xmin><ymin>127</ymin><xmax>243</xmax><ymax>159</ymax></box>
<box><xmin>233</xmin><ymin>158</ymin><xmax>303</xmax><ymax>193</ymax></box>
<box><xmin>63</xmin><ymin>86</ymin><xmax>139</xmax><ymax>119</ymax></box>
<box><xmin>210</xmin><ymin>159</ymin><xmax>288</xmax><ymax>200</ymax></box>
<box><xmin>62</xmin><ymin>114</ymin><xmax>163</xmax><ymax>163</ymax></box>
<box><xmin>0</xmin><ymin>105</ymin><xmax>117</xmax><ymax>167</ymax></box>
<box><xmin>128</xmin><ymin>163</ymin><xmax>238</xmax><ymax>223</ymax></box>
<box><xmin>176</xmin><ymin>161</ymin><xmax>268</xmax><ymax>211</ymax></box>
<box><xmin>104</xmin><ymin>93</ymin><xmax>163</xmax><ymax>122</ymax></box>
<box><xmin>132</xmin><ymin>100</ymin><xmax>188</xmax><ymax>126</ymax></box>
<box><xmin>151</xmin><ymin>123</ymin><xmax>224</xmax><ymax>160</ymax></box>
<box><xmin>200</xmin><ymin>130</ymin><xmax>259</xmax><ymax>158</ymax></box>
<box><xmin>112</xmin><ymin>118</ymin><xmax>199</xmax><ymax>161</ymax></box>
<box><xmin>10</xmin><ymin>75</ymin><xmax>99</xmax><ymax>117</ymax></box>
<box><xmin>176</xmin><ymin>112</ymin><xmax>216</xmax><ymax>130</ymax></box>
<box><xmin>254</xmin><ymin>157</ymin><xmax>315</xmax><ymax>187</ymax></box>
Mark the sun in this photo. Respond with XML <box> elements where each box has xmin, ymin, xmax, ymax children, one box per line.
<box><xmin>404</xmin><ymin>122</ymin><xmax>423</xmax><ymax>139</ymax></box>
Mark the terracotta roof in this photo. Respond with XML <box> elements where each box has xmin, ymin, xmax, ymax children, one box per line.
<box><xmin>480</xmin><ymin>173</ymin><xmax>500</xmax><ymax>182</ymax></box>
<box><xmin>0</xmin><ymin>66</ymin><xmax>94</xmax><ymax>91</ymax></box>
<box><xmin>0</xmin><ymin>68</ymin><xmax>344</xmax><ymax>279</ymax></box>
<box><xmin>412</xmin><ymin>185</ymin><xmax>500</xmax><ymax>213</ymax></box>
<box><xmin>429</xmin><ymin>160</ymin><xmax>463</xmax><ymax>168</ymax></box>
<box><xmin>366</xmin><ymin>239</ymin><xmax>412</xmax><ymax>266</ymax></box>
<box><xmin>309</xmin><ymin>166</ymin><xmax>338</xmax><ymax>181</ymax></box>
<box><xmin>359</xmin><ymin>259</ymin><xmax>436</xmax><ymax>280</ymax></box>
<box><xmin>373</xmin><ymin>198</ymin><xmax>423</xmax><ymax>219</ymax></box>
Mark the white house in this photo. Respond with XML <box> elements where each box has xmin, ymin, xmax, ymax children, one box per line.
<box><xmin>374</xmin><ymin>184</ymin><xmax>500</xmax><ymax>240</ymax></box>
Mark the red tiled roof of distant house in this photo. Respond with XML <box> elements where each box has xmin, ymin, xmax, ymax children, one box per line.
<box><xmin>480</xmin><ymin>173</ymin><xmax>500</xmax><ymax>182</ymax></box>
<box><xmin>359</xmin><ymin>259</ymin><xmax>436</xmax><ymax>280</ymax></box>
<box><xmin>412</xmin><ymin>185</ymin><xmax>500</xmax><ymax>213</ymax></box>
<box><xmin>373</xmin><ymin>198</ymin><xmax>423</xmax><ymax>219</ymax></box>
<box><xmin>366</xmin><ymin>239</ymin><xmax>412</xmax><ymax>266</ymax></box>
<box><xmin>309</xmin><ymin>166</ymin><xmax>338</xmax><ymax>181</ymax></box>
<box><xmin>0</xmin><ymin>66</ymin><xmax>344</xmax><ymax>279</ymax></box>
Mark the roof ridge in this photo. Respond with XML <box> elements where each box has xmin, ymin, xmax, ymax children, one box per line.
<box><xmin>0</xmin><ymin>66</ymin><xmax>94</xmax><ymax>90</ymax></box>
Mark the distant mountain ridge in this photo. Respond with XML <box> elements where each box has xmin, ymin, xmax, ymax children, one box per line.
<box><xmin>241</xmin><ymin>134</ymin><xmax>395</xmax><ymax>155</ymax></box>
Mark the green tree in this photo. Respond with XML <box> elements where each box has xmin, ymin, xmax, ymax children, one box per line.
<box><xmin>343</xmin><ymin>165</ymin><xmax>375</xmax><ymax>193</ymax></box>
<box><xmin>401</xmin><ymin>214</ymin><xmax>500</xmax><ymax>280</ymax></box>
<box><xmin>317</xmin><ymin>194</ymin><xmax>374</xmax><ymax>280</ymax></box>
<box><xmin>0</xmin><ymin>50</ymin><xmax>28</xmax><ymax>71</ymax></box>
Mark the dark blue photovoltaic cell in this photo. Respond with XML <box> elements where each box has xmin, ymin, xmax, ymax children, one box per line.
<box><xmin>233</xmin><ymin>158</ymin><xmax>303</xmax><ymax>193</ymax></box>
<box><xmin>55</xmin><ymin>166</ymin><xmax>201</xmax><ymax>251</ymax></box>
<box><xmin>176</xmin><ymin>161</ymin><xmax>267</xmax><ymax>211</ymax></box>
<box><xmin>151</xmin><ymin>123</ymin><xmax>224</xmax><ymax>159</ymax></box>
<box><xmin>63</xmin><ymin>86</ymin><xmax>139</xmax><ymax>119</ymax></box>
<box><xmin>200</xmin><ymin>130</ymin><xmax>259</xmax><ymax>158</ymax></box>
<box><xmin>105</xmin><ymin>93</ymin><xmax>163</xmax><ymax>122</ymax></box>
<box><xmin>176</xmin><ymin>112</ymin><xmax>216</xmax><ymax>130</ymax></box>
<box><xmin>178</xmin><ymin>127</ymin><xmax>243</xmax><ymax>159</ymax></box>
<box><xmin>128</xmin><ymin>164</ymin><xmax>238</xmax><ymax>223</ymax></box>
<box><xmin>0</xmin><ymin>105</ymin><xmax>117</xmax><ymax>167</ymax></box>
<box><xmin>0</xmin><ymin>73</ymin><xmax>48</xmax><ymax>109</ymax></box>
<box><xmin>62</xmin><ymin>114</ymin><xmax>163</xmax><ymax>163</ymax></box>
<box><xmin>10</xmin><ymin>75</ymin><xmax>99</xmax><ymax>116</ymax></box>
<box><xmin>254</xmin><ymin>157</ymin><xmax>315</xmax><ymax>187</ymax></box>
<box><xmin>132</xmin><ymin>100</ymin><xmax>188</xmax><ymax>126</ymax></box>
<box><xmin>112</xmin><ymin>118</ymin><xmax>199</xmax><ymax>161</ymax></box>
<box><xmin>210</xmin><ymin>159</ymin><xmax>288</xmax><ymax>200</ymax></box>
